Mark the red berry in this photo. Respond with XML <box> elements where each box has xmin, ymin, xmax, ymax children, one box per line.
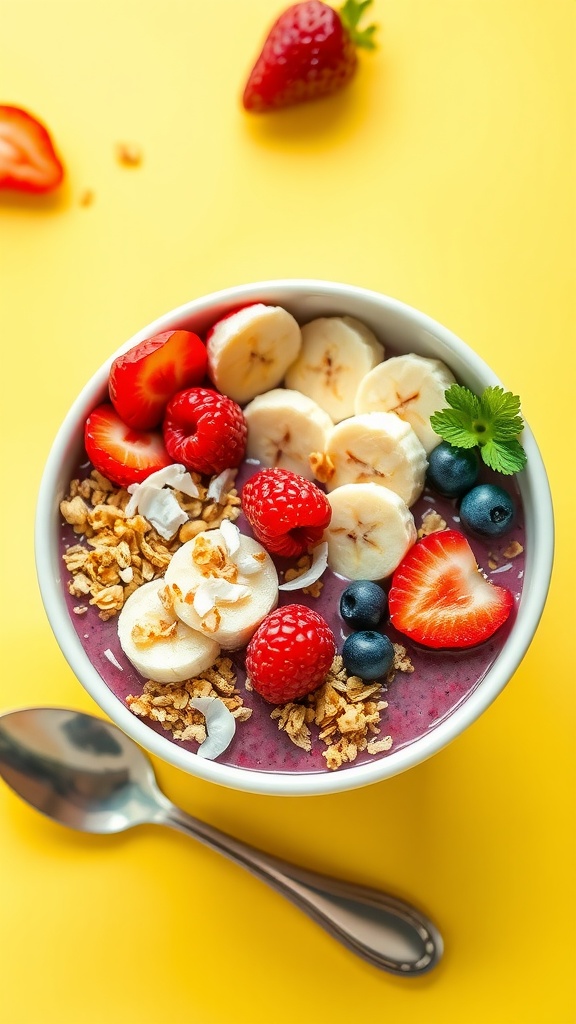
<box><xmin>109</xmin><ymin>330</ymin><xmax>207</xmax><ymax>430</ymax></box>
<box><xmin>242</xmin><ymin>467</ymin><xmax>331</xmax><ymax>558</ymax></box>
<box><xmin>0</xmin><ymin>105</ymin><xmax>64</xmax><ymax>193</ymax></box>
<box><xmin>246</xmin><ymin>604</ymin><xmax>336</xmax><ymax>703</ymax></box>
<box><xmin>84</xmin><ymin>404</ymin><xmax>172</xmax><ymax>488</ymax></box>
<box><xmin>163</xmin><ymin>387</ymin><xmax>247</xmax><ymax>477</ymax></box>
<box><xmin>242</xmin><ymin>0</ymin><xmax>377</xmax><ymax>113</ymax></box>
<box><xmin>388</xmin><ymin>530</ymin><xmax>514</xmax><ymax>649</ymax></box>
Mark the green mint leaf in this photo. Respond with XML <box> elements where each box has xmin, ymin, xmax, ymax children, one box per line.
<box><xmin>430</xmin><ymin>383</ymin><xmax>527</xmax><ymax>475</ymax></box>
<box><xmin>443</xmin><ymin>384</ymin><xmax>481</xmax><ymax>419</ymax></box>
<box><xmin>429</xmin><ymin>408</ymin><xmax>479</xmax><ymax>448</ymax></box>
<box><xmin>480</xmin><ymin>437</ymin><xmax>528</xmax><ymax>475</ymax></box>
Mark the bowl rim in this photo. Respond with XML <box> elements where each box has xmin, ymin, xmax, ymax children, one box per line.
<box><xmin>35</xmin><ymin>279</ymin><xmax>555</xmax><ymax>796</ymax></box>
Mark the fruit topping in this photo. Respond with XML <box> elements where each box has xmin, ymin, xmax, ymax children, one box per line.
<box><xmin>284</xmin><ymin>316</ymin><xmax>384</xmax><ymax>423</ymax></box>
<box><xmin>163</xmin><ymin>387</ymin><xmax>247</xmax><ymax>477</ymax></box>
<box><xmin>426</xmin><ymin>441</ymin><xmax>480</xmax><ymax>497</ymax></box>
<box><xmin>242</xmin><ymin>467</ymin><xmax>332</xmax><ymax>558</ymax></box>
<box><xmin>0</xmin><ymin>105</ymin><xmax>64</xmax><ymax>193</ymax></box>
<box><xmin>206</xmin><ymin>303</ymin><xmax>301</xmax><ymax>404</ymax></box>
<box><xmin>245</xmin><ymin>604</ymin><xmax>336</xmax><ymax>703</ymax></box>
<box><xmin>430</xmin><ymin>384</ymin><xmax>527</xmax><ymax>475</ymax></box>
<box><xmin>324</xmin><ymin>411</ymin><xmax>427</xmax><ymax>507</ymax></box>
<box><xmin>355</xmin><ymin>354</ymin><xmax>457</xmax><ymax>454</ymax></box>
<box><xmin>109</xmin><ymin>330</ymin><xmax>207</xmax><ymax>430</ymax></box>
<box><xmin>242</xmin><ymin>0</ymin><xmax>377</xmax><ymax>113</ymax></box>
<box><xmin>243</xmin><ymin>388</ymin><xmax>333</xmax><ymax>480</ymax></box>
<box><xmin>84</xmin><ymin>404</ymin><xmax>173</xmax><ymax>488</ymax></box>
<box><xmin>117</xmin><ymin>578</ymin><xmax>221</xmax><ymax>683</ymax></box>
<box><xmin>339</xmin><ymin>580</ymin><xmax>388</xmax><ymax>630</ymax></box>
<box><xmin>388</xmin><ymin>529</ymin><xmax>514</xmax><ymax>649</ymax></box>
<box><xmin>325</xmin><ymin>482</ymin><xmax>416</xmax><ymax>580</ymax></box>
<box><xmin>459</xmin><ymin>483</ymin><xmax>516</xmax><ymax>538</ymax></box>
<box><xmin>163</xmin><ymin>524</ymin><xmax>278</xmax><ymax>650</ymax></box>
<box><xmin>342</xmin><ymin>630</ymin><xmax>395</xmax><ymax>680</ymax></box>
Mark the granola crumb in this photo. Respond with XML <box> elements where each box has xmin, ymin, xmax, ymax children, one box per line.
<box><xmin>503</xmin><ymin>540</ymin><xmax>524</xmax><ymax>559</ymax></box>
<box><xmin>309</xmin><ymin>450</ymin><xmax>335</xmax><ymax>484</ymax></box>
<box><xmin>418</xmin><ymin>510</ymin><xmax>447</xmax><ymax>538</ymax></box>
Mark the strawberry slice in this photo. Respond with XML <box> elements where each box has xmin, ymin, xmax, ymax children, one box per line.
<box><xmin>0</xmin><ymin>105</ymin><xmax>64</xmax><ymax>193</ymax></box>
<box><xmin>109</xmin><ymin>330</ymin><xmax>207</xmax><ymax>430</ymax></box>
<box><xmin>84</xmin><ymin>404</ymin><xmax>173</xmax><ymax>488</ymax></box>
<box><xmin>388</xmin><ymin>529</ymin><xmax>514</xmax><ymax>649</ymax></box>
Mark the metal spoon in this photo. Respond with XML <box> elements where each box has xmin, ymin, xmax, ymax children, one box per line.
<box><xmin>0</xmin><ymin>706</ymin><xmax>442</xmax><ymax>975</ymax></box>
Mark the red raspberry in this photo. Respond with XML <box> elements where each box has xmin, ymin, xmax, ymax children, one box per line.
<box><xmin>163</xmin><ymin>387</ymin><xmax>247</xmax><ymax>476</ymax></box>
<box><xmin>242</xmin><ymin>467</ymin><xmax>331</xmax><ymax>558</ymax></box>
<box><xmin>246</xmin><ymin>604</ymin><xmax>336</xmax><ymax>704</ymax></box>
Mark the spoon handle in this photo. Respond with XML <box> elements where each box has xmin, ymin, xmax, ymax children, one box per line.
<box><xmin>159</xmin><ymin>802</ymin><xmax>442</xmax><ymax>975</ymax></box>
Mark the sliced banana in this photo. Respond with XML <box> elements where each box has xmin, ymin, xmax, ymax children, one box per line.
<box><xmin>284</xmin><ymin>315</ymin><xmax>384</xmax><ymax>423</ymax></box>
<box><xmin>206</xmin><ymin>304</ymin><xmax>302</xmax><ymax>405</ymax></box>
<box><xmin>163</xmin><ymin>525</ymin><xmax>278</xmax><ymax>650</ymax></box>
<box><xmin>354</xmin><ymin>353</ymin><xmax>457</xmax><ymax>454</ymax></box>
<box><xmin>324</xmin><ymin>411</ymin><xmax>427</xmax><ymax>508</ymax></box>
<box><xmin>243</xmin><ymin>388</ymin><xmax>333</xmax><ymax>480</ymax></box>
<box><xmin>117</xmin><ymin>578</ymin><xmax>220</xmax><ymax>684</ymax></box>
<box><xmin>324</xmin><ymin>483</ymin><xmax>416</xmax><ymax>581</ymax></box>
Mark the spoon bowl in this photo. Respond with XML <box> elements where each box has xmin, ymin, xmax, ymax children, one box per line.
<box><xmin>0</xmin><ymin>705</ymin><xmax>443</xmax><ymax>976</ymax></box>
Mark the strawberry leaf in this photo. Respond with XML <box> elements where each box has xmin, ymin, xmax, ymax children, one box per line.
<box><xmin>339</xmin><ymin>0</ymin><xmax>378</xmax><ymax>49</ymax></box>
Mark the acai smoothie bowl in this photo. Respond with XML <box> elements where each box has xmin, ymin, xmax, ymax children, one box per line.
<box><xmin>35</xmin><ymin>280</ymin><xmax>554</xmax><ymax>796</ymax></box>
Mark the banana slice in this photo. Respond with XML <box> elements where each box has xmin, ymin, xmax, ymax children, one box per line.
<box><xmin>117</xmin><ymin>578</ymin><xmax>220</xmax><ymax>683</ymax></box>
<box><xmin>354</xmin><ymin>353</ymin><xmax>457</xmax><ymax>454</ymax></box>
<box><xmin>163</xmin><ymin>525</ymin><xmax>278</xmax><ymax>650</ymax></box>
<box><xmin>206</xmin><ymin>304</ymin><xmax>302</xmax><ymax>405</ymax></box>
<box><xmin>324</xmin><ymin>483</ymin><xmax>417</xmax><ymax>581</ymax></box>
<box><xmin>324</xmin><ymin>411</ymin><xmax>427</xmax><ymax>507</ymax></box>
<box><xmin>243</xmin><ymin>388</ymin><xmax>333</xmax><ymax>480</ymax></box>
<box><xmin>284</xmin><ymin>316</ymin><xmax>384</xmax><ymax>423</ymax></box>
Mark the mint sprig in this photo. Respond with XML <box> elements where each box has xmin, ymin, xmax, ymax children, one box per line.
<box><xmin>430</xmin><ymin>384</ymin><xmax>527</xmax><ymax>475</ymax></box>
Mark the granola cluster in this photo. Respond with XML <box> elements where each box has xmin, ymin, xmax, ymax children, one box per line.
<box><xmin>126</xmin><ymin>657</ymin><xmax>251</xmax><ymax>742</ymax></box>
<box><xmin>60</xmin><ymin>468</ymin><xmax>241</xmax><ymax>619</ymax></box>
<box><xmin>269</xmin><ymin>647</ymin><xmax>413</xmax><ymax>771</ymax></box>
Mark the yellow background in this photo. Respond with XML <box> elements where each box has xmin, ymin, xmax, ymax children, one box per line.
<box><xmin>1</xmin><ymin>2</ymin><xmax>574</xmax><ymax>1022</ymax></box>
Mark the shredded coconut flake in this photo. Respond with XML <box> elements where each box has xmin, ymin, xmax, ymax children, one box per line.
<box><xmin>189</xmin><ymin>696</ymin><xmax>236</xmax><ymax>759</ymax></box>
<box><xmin>220</xmin><ymin>518</ymin><xmax>241</xmax><ymax>556</ymax></box>
<box><xmin>133</xmin><ymin>487</ymin><xmax>189</xmax><ymax>540</ymax></box>
<box><xmin>490</xmin><ymin>562</ymin><xmax>513</xmax><ymax>574</ymax></box>
<box><xmin>279</xmin><ymin>542</ymin><xmax>328</xmax><ymax>591</ymax></box>
<box><xmin>103</xmin><ymin>648</ymin><xmax>123</xmax><ymax>670</ymax></box>
<box><xmin>193</xmin><ymin>578</ymin><xmax>250</xmax><ymax>617</ymax></box>
<box><xmin>125</xmin><ymin>464</ymin><xmax>199</xmax><ymax>520</ymax></box>
<box><xmin>207</xmin><ymin>467</ymin><xmax>237</xmax><ymax>503</ymax></box>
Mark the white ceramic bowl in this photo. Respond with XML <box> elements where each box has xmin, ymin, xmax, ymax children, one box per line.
<box><xmin>35</xmin><ymin>280</ymin><xmax>554</xmax><ymax>795</ymax></box>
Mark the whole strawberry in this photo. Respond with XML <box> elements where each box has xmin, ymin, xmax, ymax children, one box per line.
<box><xmin>163</xmin><ymin>387</ymin><xmax>247</xmax><ymax>476</ymax></box>
<box><xmin>246</xmin><ymin>604</ymin><xmax>336</xmax><ymax>703</ymax></box>
<box><xmin>242</xmin><ymin>0</ymin><xmax>377</xmax><ymax>113</ymax></box>
<box><xmin>242</xmin><ymin>466</ymin><xmax>331</xmax><ymax>558</ymax></box>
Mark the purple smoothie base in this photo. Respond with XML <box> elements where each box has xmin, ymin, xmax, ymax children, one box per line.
<box><xmin>59</xmin><ymin>459</ymin><xmax>525</xmax><ymax>775</ymax></box>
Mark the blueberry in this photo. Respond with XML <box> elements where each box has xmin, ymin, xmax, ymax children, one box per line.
<box><xmin>340</xmin><ymin>580</ymin><xmax>388</xmax><ymax>630</ymax></box>
<box><xmin>426</xmin><ymin>442</ymin><xmax>480</xmax><ymax>497</ymax></box>
<box><xmin>459</xmin><ymin>483</ymin><xmax>516</xmax><ymax>537</ymax></box>
<box><xmin>342</xmin><ymin>631</ymin><xmax>395</xmax><ymax>681</ymax></box>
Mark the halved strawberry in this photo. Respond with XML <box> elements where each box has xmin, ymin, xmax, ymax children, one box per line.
<box><xmin>84</xmin><ymin>404</ymin><xmax>173</xmax><ymax>488</ymax></box>
<box><xmin>109</xmin><ymin>330</ymin><xmax>207</xmax><ymax>430</ymax></box>
<box><xmin>388</xmin><ymin>529</ymin><xmax>514</xmax><ymax>649</ymax></box>
<box><xmin>0</xmin><ymin>105</ymin><xmax>64</xmax><ymax>193</ymax></box>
